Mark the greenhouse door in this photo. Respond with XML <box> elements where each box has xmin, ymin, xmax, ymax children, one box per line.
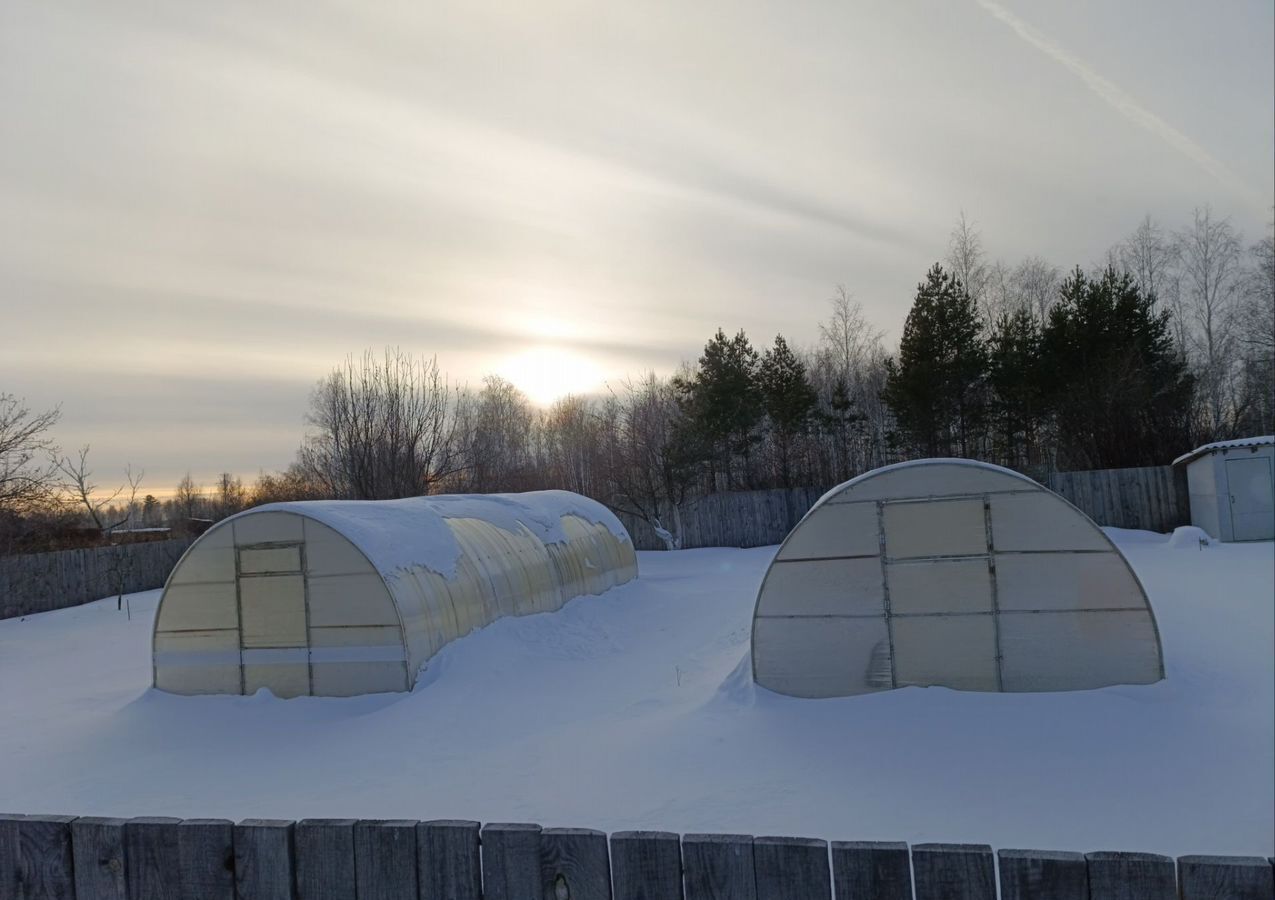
<box><xmin>1226</xmin><ymin>457</ymin><xmax>1274</xmax><ymax>542</ymax></box>
<box><xmin>235</xmin><ymin>542</ymin><xmax>312</xmax><ymax>697</ymax></box>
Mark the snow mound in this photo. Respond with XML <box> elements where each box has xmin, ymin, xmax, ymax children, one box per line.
<box><xmin>1168</xmin><ymin>526</ymin><xmax>1212</xmax><ymax>549</ymax></box>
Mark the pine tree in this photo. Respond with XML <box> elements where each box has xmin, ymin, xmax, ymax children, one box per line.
<box><xmin>987</xmin><ymin>308</ymin><xmax>1044</xmax><ymax>469</ymax></box>
<box><xmin>1039</xmin><ymin>267</ymin><xmax>1193</xmax><ymax>468</ymax></box>
<box><xmin>758</xmin><ymin>334</ymin><xmax>817</xmax><ymax>487</ymax></box>
<box><xmin>672</xmin><ymin>329</ymin><xmax>763</xmax><ymax>489</ymax></box>
<box><xmin>883</xmin><ymin>263</ymin><xmax>988</xmax><ymax>456</ymax></box>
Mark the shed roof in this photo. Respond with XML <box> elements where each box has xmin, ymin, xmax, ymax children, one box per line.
<box><xmin>1171</xmin><ymin>435</ymin><xmax>1275</xmax><ymax>467</ymax></box>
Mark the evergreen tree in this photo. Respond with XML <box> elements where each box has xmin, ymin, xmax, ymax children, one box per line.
<box><xmin>1039</xmin><ymin>267</ymin><xmax>1193</xmax><ymax>468</ymax></box>
<box><xmin>883</xmin><ymin>264</ymin><xmax>988</xmax><ymax>456</ymax></box>
<box><xmin>758</xmin><ymin>334</ymin><xmax>817</xmax><ymax>486</ymax></box>
<box><xmin>987</xmin><ymin>308</ymin><xmax>1045</xmax><ymax>469</ymax></box>
<box><xmin>672</xmin><ymin>329</ymin><xmax>763</xmax><ymax>489</ymax></box>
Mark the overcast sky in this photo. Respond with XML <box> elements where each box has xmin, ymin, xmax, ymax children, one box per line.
<box><xmin>2</xmin><ymin>0</ymin><xmax>1272</xmax><ymax>493</ymax></box>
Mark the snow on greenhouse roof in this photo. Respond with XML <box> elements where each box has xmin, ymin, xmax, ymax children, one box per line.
<box><xmin>1172</xmin><ymin>435</ymin><xmax>1274</xmax><ymax>467</ymax></box>
<box><xmin>809</xmin><ymin>457</ymin><xmax>1040</xmax><ymax>508</ymax></box>
<box><xmin>233</xmin><ymin>490</ymin><xmax>630</xmax><ymax>580</ymax></box>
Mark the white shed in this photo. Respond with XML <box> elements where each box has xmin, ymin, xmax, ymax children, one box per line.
<box><xmin>1173</xmin><ymin>436</ymin><xmax>1275</xmax><ymax>542</ymax></box>
<box><xmin>153</xmin><ymin>491</ymin><xmax>637</xmax><ymax>698</ymax></box>
<box><xmin>751</xmin><ymin>459</ymin><xmax>1164</xmax><ymax>699</ymax></box>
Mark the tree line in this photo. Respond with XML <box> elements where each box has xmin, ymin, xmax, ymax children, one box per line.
<box><xmin>2</xmin><ymin>207</ymin><xmax>1270</xmax><ymax>553</ymax></box>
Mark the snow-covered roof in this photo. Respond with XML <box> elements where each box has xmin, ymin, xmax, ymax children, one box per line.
<box><xmin>1172</xmin><ymin>436</ymin><xmax>1275</xmax><ymax>467</ymax></box>
<box><xmin>234</xmin><ymin>490</ymin><xmax>630</xmax><ymax>580</ymax></box>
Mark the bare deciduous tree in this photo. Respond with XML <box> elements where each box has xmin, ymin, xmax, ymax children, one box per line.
<box><xmin>0</xmin><ymin>394</ymin><xmax>60</xmax><ymax>513</ymax></box>
<box><xmin>173</xmin><ymin>472</ymin><xmax>204</xmax><ymax>522</ymax></box>
<box><xmin>458</xmin><ymin>375</ymin><xmax>536</xmax><ymax>493</ymax></box>
<box><xmin>56</xmin><ymin>445</ymin><xmax>144</xmax><ymax>612</ymax></box>
<box><xmin>300</xmin><ymin>348</ymin><xmax>464</xmax><ymax>499</ymax></box>
<box><xmin>1175</xmin><ymin>206</ymin><xmax>1244</xmax><ymax>437</ymax></box>
<box><xmin>946</xmin><ymin>210</ymin><xmax>992</xmax><ymax>313</ymax></box>
<box><xmin>603</xmin><ymin>374</ymin><xmax>691</xmax><ymax>550</ymax></box>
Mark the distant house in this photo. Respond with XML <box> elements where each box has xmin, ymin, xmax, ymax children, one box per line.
<box><xmin>106</xmin><ymin>527</ymin><xmax>173</xmax><ymax>544</ymax></box>
<box><xmin>1173</xmin><ymin>436</ymin><xmax>1275</xmax><ymax>542</ymax></box>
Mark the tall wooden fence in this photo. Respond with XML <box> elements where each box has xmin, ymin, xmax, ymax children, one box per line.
<box><xmin>0</xmin><ymin>466</ymin><xmax>1189</xmax><ymax>618</ymax></box>
<box><xmin>1045</xmin><ymin>465</ymin><xmax>1189</xmax><ymax>535</ymax></box>
<box><xmin>0</xmin><ymin>538</ymin><xmax>193</xmax><ymax>619</ymax></box>
<box><xmin>1</xmin><ymin>814</ymin><xmax>1269</xmax><ymax>900</ymax></box>
<box><xmin>617</xmin><ymin>488</ymin><xmax>828</xmax><ymax>551</ymax></box>
<box><xmin>621</xmin><ymin>466</ymin><xmax>1189</xmax><ymax>551</ymax></box>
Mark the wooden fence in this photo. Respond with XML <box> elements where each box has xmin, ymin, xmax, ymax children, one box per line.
<box><xmin>620</xmin><ymin>466</ymin><xmax>1189</xmax><ymax>552</ymax></box>
<box><xmin>0</xmin><ymin>466</ymin><xmax>1189</xmax><ymax>618</ymax></box>
<box><xmin>0</xmin><ymin>538</ymin><xmax>193</xmax><ymax>619</ymax></box>
<box><xmin>1045</xmin><ymin>465</ymin><xmax>1189</xmax><ymax>535</ymax></box>
<box><xmin>1</xmin><ymin>814</ymin><xmax>1269</xmax><ymax>900</ymax></box>
<box><xmin>617</xmin><ymin>488</ymin><xmax>828</xmax><ymax>551</ymax></box>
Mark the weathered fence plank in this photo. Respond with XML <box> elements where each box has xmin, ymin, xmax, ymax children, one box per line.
<box><xmin>912</xmin><ymin>844</ymin><xmax>995</xmax><ymax>900</ymax></box>
<box><xmin>72</xmin><ymin>816</ymin><xmax>128</xmax><ymax>900</ymax></box>
<box><xmin>1177</xmin><ymin>855</ymin><xmax>1273</xmax><ymax>900</ymax></box>
<box><xmin>234</xmin><ymin>819</ymin><xmax>294</xmax><ymax>900</ymax></box>
<box><xmin>125</xmin><ymin>816</ymin><xmax>183</xmax><ymax>900</ymax></box>
<box><xmin>354</xmin><ymin>820</ymin><xmax>418</xmax><ymax>900</ymax></box>
<box><xmin>178</xmin><ymin>819</ymin><xmax>234</xmax><ymax>900</ymax></box>
<box><xmin>294</xmin><ymin>819</ymin><xmax>356</xmax><ymax>900</ymax></box>
<box><xmin>1085</xmin><ymin>851</ymin><xmax>1176</xmax><ymax>900</ymax></box>
<box><xmin>417</xmin><ymin>820</ymin><xmax>481</xmax><ymax>900</ymax></box>
<box><xmin>1</xmin><ymin>814</ymin><xmax>22</xmax><ymax>900</ymax></box>
<box><xmin>997</xmin><ymin>849</ymin><xmax>1087</xmax><ymax>900</ymax></box>
<box><xmin>481</xmin><ymin>823</ymin><xmax>543</xmax><ymax>900</ymax></box>
<box><xmin>831</xmin><ymin>840</ymin><xmax>912</xmax><ymax>900</ymax></box>
<box><xmin>16</xmin><ymin>815</ymin><xmax>76</xmax><ymax>900</ymax></box>
<box><xmin>540</xmin><ymin>827</ymin><xmax>611</xmax><ymax>900</ymax></box>
<box><xmin>682</xmin><ymin>833</ymin><xmax>756</xmax><ymax>900</ymax></box>
<box><xmin>753</xmin><ymin>836</ymin><xmax>831</xmax><ymax>900</ymax></box>
<box><xmin>610</xmin><ymin>831</ymin><xmax>683</xmax><ymax>900</ymax></box>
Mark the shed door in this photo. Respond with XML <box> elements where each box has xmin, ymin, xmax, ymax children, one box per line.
<box><xmin>1226</xmin><ymin>456</ymin><xmax>1274</xmax><ymax>541</ymax></box>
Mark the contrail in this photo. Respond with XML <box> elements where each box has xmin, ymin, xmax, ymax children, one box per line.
<box><xmin>975</xmin><ymin>0</ymin><xmax>1253</xmax><ymax>201</ymax></box>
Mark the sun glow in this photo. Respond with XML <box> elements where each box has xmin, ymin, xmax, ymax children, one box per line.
<box><xmin>498</xmin><ymin>345</ymin><xmax>606</xmax><ymax>406</ymax></box>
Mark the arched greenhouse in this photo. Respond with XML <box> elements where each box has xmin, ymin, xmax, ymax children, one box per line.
<box><xmin>153</xmin><ymin>491</ymin><xmax>637</xmax><ymax>697</ymax></box>
<box><xmin>751</xmin><ymin>459</ymin><xmax>1164</xmax><ymax>698</ymax></box>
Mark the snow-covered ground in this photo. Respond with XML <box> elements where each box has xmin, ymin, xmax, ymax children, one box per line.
<box><xmin>1</xmin><ymin>531</ymin><xmax>1271</xmax><ymax>856</ymax></box>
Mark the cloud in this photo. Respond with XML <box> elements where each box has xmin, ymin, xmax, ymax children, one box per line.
<box><xmin>974</xmin><ymin>0</ymin><xmax>1256</xmax><ymax>204</ymax></box>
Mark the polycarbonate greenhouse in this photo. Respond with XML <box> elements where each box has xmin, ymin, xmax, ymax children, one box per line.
<box><xmin>153</xmin><ymin>491</ymin><xmax>637</xmax><ymax>697</ymax></box>
<box><xmin>752</xmin><ymin>459</ymin><xmax>1164</xmax><ymax>698</ymax></box>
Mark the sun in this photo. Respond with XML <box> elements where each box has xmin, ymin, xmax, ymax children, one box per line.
<box><xmin>498</xmin><ymin>345</ymin><xmax>605</xmax><ymax>406</ymax></box>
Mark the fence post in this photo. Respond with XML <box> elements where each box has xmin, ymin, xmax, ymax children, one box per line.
<box><xmin>234</xmin><ymin>819</ymin><xmax>295</xmax><ymax>900</ymax></box>
<box><xmin>354</xmin><ymin>820</ymin><xmax>418</xmax><ymax>900</ymax></box>
<box><xmin>0</xmin><ymin>814</ymin><xmax>20</xmax><ymax>899</ymax></box>
<box><xmin>17</xmin><ymin>814</ymin><xmax>77</xmax><ymax>900</ymax></box>
<box><xmin>1085</xmin><ymin>851</ymin><xmax>1176</xmax><ymax>900</ymax></box>
<box><xmin>997</xmin><ymin>849</ymin><xmax>1087</xmax><ymax>900</ymax></box>
<box><xmin>72</xmin><ymin>816</ymin><xmax>128</xmax><ymax>900</ymax></box>
<box><xmin>416</xmin><ymin>820</ymin><xmax>481</xmax><ymax>900</ymax></box>
<box><xmin>912</xmin><ymin>843</ymin><xmax>995</xmax><ymax>900</ymax></box>
<box><xmin>1177</xmin><ymin>855</ymin><xmax>1273</xmax><ymax>900</ymax></box>
<box><xmin>610</xmin><ymin>831</ymin><xmax>683</xmax><ymax>900</ymax></box>
<box><xmin>831</xmin><ymin>840</ymin><xmax>912</xmax><ymax>900</ymax></box>
<box><xmin>481</xmin><ymin>823</ymin><xmax>543</xmax><ymax>900</ymax></box>
<box><xmin>540</xmin><ymin>827</ymin><xmax>611</xmax><ymax>900</ymax></box>
<box><xmin>294</xmin><ymin>818</ymin><xmax>356</xmax><ymax>900</ymax></box>
<box><xmin>125</xmin><ymin>816</ymin><xmax>183</xmax><ymax>900</ymax></box>
<box><xmin>682</xmin><ymin>833</ymin><xmax>756</xmax><ymax>900</ymax></box>
<box><xmin>753</xmin><ymin>836</ymin><xmax>831</xmax><ymax>900</ymax></box>
<box><xmin>177</xmin><ymin>819</ymin><xmax>234</xmax><ymax>900</ymax></box>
